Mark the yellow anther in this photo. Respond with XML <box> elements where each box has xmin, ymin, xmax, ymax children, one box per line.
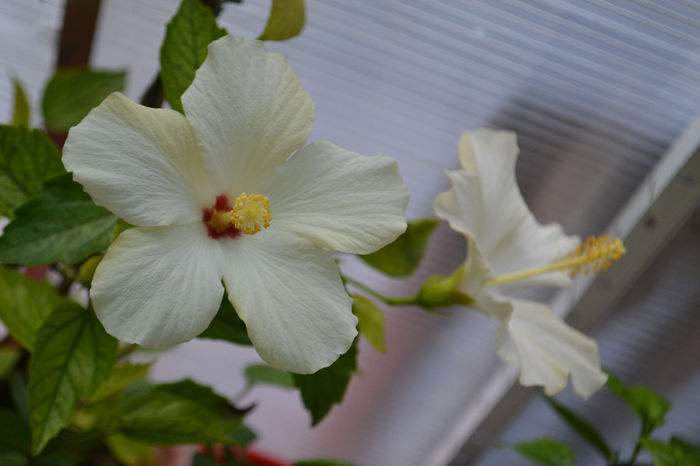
<box><xmin>231</xmin><ymin>192</ymin><xmax>272</xmax><ymax>235</ymax></box>
<box><xmin>569</xmin><ymin>235</ymin><xmax>626</xmax><ymax>277</ymax></box>
<box><xmin>487</xmin><ymin>235</ymin><xmax>625</xmax><ymax>287</ymax></box>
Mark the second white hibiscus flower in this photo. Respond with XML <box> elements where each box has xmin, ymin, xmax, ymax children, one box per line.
<box><xmin>434</xmin><ymin>129</ymin><xmax>623</xmax><ymax>398</ymax></box>
<box><xmin>63</xmin><ymin>35</ymin><xmax>409</xmax><ymax>374</ymax></box>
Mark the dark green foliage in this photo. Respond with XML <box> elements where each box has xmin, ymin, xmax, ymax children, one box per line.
<box><xmin>513</xmin><ymin>438</ymin><xmax>574</xmax><ymax>466</ymax></box>
<box><xmin>42</xmin><ymin>68</ymin><xmax>125</xmax><ymax>132</ymax></box>
<box><xmin>293</xmin><ymin>341</ymin><xmax>358</xmax><ymax>426</ymax></box>
<box><xmin>0</xmin><ymin>173</ymin><xmax>117</xmax><ymax>266</ymax></box>
<box><xmin>200</xmin><ymin>293</ymin><xmax>252</xmax><ymax>346</ymax></box>
<box><xmin>360</xmin><ymin>219</ymin><xmax>439</xmax><ymax>277</ymax></box>
<box><xmin>160</xmin><ymin>0</ymin><xmax>226</xmax><ymax>113</ymax></box>
<box><xmin>0</xmin><ymin>125</ymin><xmax>64</xmax><ymax>218</ymax></box>
<box><xmin>28</xmin><ymin>304</ymin><xmax>118</xmax><ymax>454</ymax></box>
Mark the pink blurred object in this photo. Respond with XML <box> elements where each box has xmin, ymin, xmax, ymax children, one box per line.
<box><xmin>23</xmin><ymin>265</ymin><xmax>48</xmax><ymax>281</ymax></box>
<box><xmin>151</xmin><ymin>445</ymin><xmax>292</xmax><ymax>466</ymax></box>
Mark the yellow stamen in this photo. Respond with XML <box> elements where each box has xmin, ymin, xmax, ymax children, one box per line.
<box><xmin>487</xmin><ymin>235</ymin><xmax>626</xmax><ymax>287</ymax></box>
<box><xmin>231</xmin><ymin>192</ymin><xmax>272</xmax><ymax>235</ymax></box>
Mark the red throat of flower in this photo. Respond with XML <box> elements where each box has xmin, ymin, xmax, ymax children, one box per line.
<box><xmin>202</xmin><ymin>193</ymin><xmax>272</xmax><ymax>239</ymax></box>
<box><xmin>202</xmin><ymin>194</ymin><xmax>242</xmax><ymax>239</ymax></box>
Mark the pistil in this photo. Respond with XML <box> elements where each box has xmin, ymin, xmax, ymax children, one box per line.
<box><xmin>487</xmin><ymin>235</ymin><xmax>626</xmax><ymax>287</ymax></box>
<box><xmin>202</xmin><ymin>193</ymin><xmax>272</xmax><ymax>239</ymax></box>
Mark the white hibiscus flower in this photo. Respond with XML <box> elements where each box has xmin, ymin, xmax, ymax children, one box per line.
<box><xmin>62</xmin><ymin>35</ymin><xmax>409</xmax><ymax>374</ymax></box>
<box><xmin>434</xmin><ymin>129</ymin><xmax>622</xmax><ymax>398</ymax></box>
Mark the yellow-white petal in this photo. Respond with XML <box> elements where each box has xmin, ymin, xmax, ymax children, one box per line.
<box><xmin>222</xmin><ymin>229</ymin><xmax>357</xmax><ymax>374</ymax></box>
<box><xmin>268</xmin><ymin>141</ymin><xmax>409</xmax><ymax>254</ymax></box>
<box><xmin>434</xmin><ymin>169</ymin><xmax>485</xmax><ymax>245</ymax></box>
<box><xmin>182</xmin><ymin>35</ymin><xmax>314</xmax><ymax>195</ymax></box>
<box><xmin>495</xmin><ymin>300</ymin><xmax>607</xmax><ymax>398</ymax></box>
<box><xmin>63</xmin><ymin>93</ymin><xmax>215</xmax><ymax>227</ymax></box>
<box><xmin>459</xmin><ymin>242</ymin><xmax>513</xmax><ymax>322</ymax></box>
<box><xmin>434</xmin><ymin>130</ymin><xmax>578</xmax><ymax>288</ymax></box>
<box><xmin>91</xmin><ymin>223</ymin><xmax>224</xmax><ymax>348</ymax></box>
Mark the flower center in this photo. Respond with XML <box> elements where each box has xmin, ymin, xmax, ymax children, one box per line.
<box><xmin>486</xmin><ymin>235</ymin><xmax>626</xmax><ymax>287</ymax></box>
<box><xmin>231</xmin><ymin>192</ymin><xmax>272</xmax><ymax>235</ymax></box>
<box><xmin>208</xmin><ymin>209</ymin><xmax>232</xmax><ymax>232</ymax></box>
<box><xmin>202</xmin><ymin>193</ymin><xmax>272</xmax><ymax>239</ymax></box>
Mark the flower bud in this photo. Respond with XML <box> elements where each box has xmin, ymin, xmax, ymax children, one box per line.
<box><xmin>418</xmin><ymin>267</ymin><xmax>473</xmax><ymax>309</ymax></box>
<box><xmin>78</xmin><ymin>255</ymin><xmax>103</xmax><ymax>286</ymax></box>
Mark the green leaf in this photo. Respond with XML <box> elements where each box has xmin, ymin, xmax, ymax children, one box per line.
<box><xmin>149</xmin><ymin>379</ymin><xmax>245</xmax><ymax>418</ymax></box>
<box><xmin>245</xmin><ymin>364</ymin><xmax>295</xmax><ymax>389</ymax></box>
<box><xmin>0</xmin><ymin>173</ymin><xmax>118</xmax><ymax>266</ymax></box>
<box><xmin>228</xmin><ymin>423</ymin><xmax>256</xmax><ymax>447</ymax></box>
<box><xmin>89</xmin><ymin>362</ymin><xmax>152</xmax><ymax>403</ymax></box>
<box><xmin>160</xmin><ymin>0</ymin><xmax>226</xmax><ymax>113</ymax></box>
<box><xmin>0</xmin><ymin>266</ymin><xmax>65</xmax><ymax>351</ymax></box>
<box><xmin>0</xmin><ymin>409</ymin><xmax>31</xmax><ymax>453</ymax></box>
<box><xmin>32</xmin><ymin>449</ymin><xmax>79</xmax><ymax>466</ymax></box>
<box><xmin>258</xmin><ymin>0</ymin><xmax>305</xmax><ymax>41</ymax></box>
<box><xmin>104</xmin><ymin>434</ymin><xmax>154</xmax><ymax>466</ymax></box>
<box><xmin>9</xmin><ymin>372</ymin><xmax>29</xmax><ymax>422</ymax></box>
<box><xmin>293</xmin><ymin>341</ymin><xmax>358</xmax><ymax>426</ymax></box>
<box><xmin>199</xmin><ymin>293</ymin><xmax>251</xmax><ymax>346</ymax></box>
<box><xmin>671</xmin><ymin>437</ymin><xmax>700</xmax><ymax>464</ymax></box>
<box><xmin>41</xmin><ymin>68</ymin><xmax>125</xmax><ymax>132</ymax></box>
<box><xmin>0</xmin><ymin>346</ymin><xmax>21</xmax><ymax>379</ymax></box>
<box><xmin>295</xmin><ymin>461</ymin><xmax>356</xmax><ymax>466</ymax></box>
<box><xmin>640</xmin><ymin>438</ymin><xmax>695</xmax><ymax>466</ymax></box>
<box><xmin>0</xmin><ymin>125</ymin><xmax>64</xmax><ymax>218</ymax></box>
<box><xmin>513</xmin><ymin>438</ymin><xmax>574</xmax><ymax>466</ymax></box>
<box><xmin>360</xmin><ymin>219</ymin><xmax>439</xmax><ymax>277</ymax></box>
<box><xmin>606</xmin><ymin>374</ymin><xmax>670</xmax><ymax>432</ymax></box>
<box><xmin>351</xmin><ymin>295</ymin><xmax>386</xmax><ymax>353</ymax></box>
<box><xmin>193</xmin><ymin>453</ymin><xmax>219</xmax><ymax>466</ymax></box>
<box><xmin>28</xmin><ymin>303</ymin><xmax>118</xmax><ymax>454</ymax></box>
<box><xmin>0</xmin><ymin>449</ymin><xmax>28</xmax><ymax>466</ymax></box>
<box><xmin>107</xmin><ymin>378</ymin><xmax>250</xmax><ymax>447</ymax></box>
<box><xmin>12</xmin><ymin>80</ymin><xmax>30</xmax><ymax>127</ymax></box>
<box><xmin>117</xmin><ymin>391</ymin><xmax>235</xmax><ymax>445</ymax></box>
<box><xmin>544</xmin><ymin>398</ymin><xmax>612</xmax><ymax>460</ymax></box>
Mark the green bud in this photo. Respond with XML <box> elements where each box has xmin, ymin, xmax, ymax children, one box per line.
<box><xmin>417</xmin><ymin>267</ymin><xmax>474</xmax><ymax>309</ymax></box>
<box><xmin>77</xmin><ymin>254</ymin><xmax>103</xmax><ymax>286</ymax></box>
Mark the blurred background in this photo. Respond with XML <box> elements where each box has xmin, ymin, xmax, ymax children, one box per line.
<box><xmin>1</xmin><ymin>0</ymin><xmax>699</xmax><ymax>464</ymax></box>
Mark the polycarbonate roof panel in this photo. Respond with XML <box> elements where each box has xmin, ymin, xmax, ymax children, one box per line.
<box><xmin>0</xmin><ymin>1</ymin><xmax>63</xmax><ymax>126</ymax></box>
<box><xmin>2</xmin><ymin>1</ymin><xmax>699</xmax><ymax>465</ymax></box>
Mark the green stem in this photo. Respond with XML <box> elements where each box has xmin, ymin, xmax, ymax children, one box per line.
<box><xmin>342</xmin><ymin>275</ymin><xmax>419</xmax><ymax>306</ymax></box>
<box><xmin>628</xmin><ymin>423</ymin><xmax>648</xmax><ymax>465</ymax></box>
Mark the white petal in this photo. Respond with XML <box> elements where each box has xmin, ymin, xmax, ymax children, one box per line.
<box><xmin>496</xmin><ymin>300</ymin><xmax>607</xmax><ymax>398</ymax></box>
<box><xmin>182</xmin><ymin>35</ymin><xmax>314</xmax><ymax>194</ymax></box>
<box><xmin>434</xmin><ymin>130</ymin><xmax>578</xmax><ymax>287</ymax></box>
<box><xmin>458</xmin><ymin>243</ymin><xmax>513</xmax><ymax>322</ymax></box>
<box><xmin>91</xmin><ymin>223</ymin><xmax>224</xmax><ymax>348</ymax></box>
<box><xmin>459</xmin><ymin>129</ymin><xmax>526</xmax><ymax>250</ymax></box>
<box><xmin>267</xmin><ymin>141</ymin><xmax>409</xmax><ymax>254</ymax></box>
<box><xmin>222</xmin><ymin>229</ymin><xmax>357</xmax><ymax>374</ymax></box>
<box><xmin>488</xmin><ymin>218</ymin><xmax>579</xmax><ymax>290</ymax></box>
<box><xmin>433</xmin><ymin>170</ymin><xmax>486</xmax><ymax>242</ymax></box>
<box><xmin>63</xmin><ymin>93</ymin><xmax>215</xmax><ymax>226</ymax></box>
